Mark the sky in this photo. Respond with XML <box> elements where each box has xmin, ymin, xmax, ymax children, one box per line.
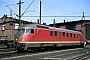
<box><xmin>0</xmin><ymin>0</ymin><xmax>90</xmax><ymax>24</ymax></box>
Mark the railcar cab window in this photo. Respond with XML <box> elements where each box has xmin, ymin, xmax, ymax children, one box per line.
<box><xmin>31</xmin><ymin>29</ymin><xmax>34</xmax><ymax>34</ymax></box>
<box><xmin>16</xmin><ymin>29</ymin><xmax>25</xmax><ymax>34</ymax></box>
<box><xmin>26</xmin><ymin>29</ymin><xmax>30</xmax><ymax>34</ymax></box>
<box><xmin>16</xmin><ymin>29</ymin><xmax>34</xmax><ymax>34</ymax></box>
<box><xmin>26</xmin><ymin>29</ymin><xmax>34</xmax><ymax>34</ymax></box>
<box><xmin>22</xmin><ymin>29</ymin><xmax>25</xmax><ymax>33</ymax></box>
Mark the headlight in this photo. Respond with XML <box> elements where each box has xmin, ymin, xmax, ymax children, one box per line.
<box><xmin>15</xmin><ymin>39</ymin><xmax>18</xmax><ymax>41</ymax></box>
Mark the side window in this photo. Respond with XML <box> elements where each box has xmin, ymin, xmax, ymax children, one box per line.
<box><xmin>54</xmin><ymin>31</ymin><xmax>58</xmax><ymax>36</ymax></box>
<box><xmin>50</xmin><ymin>31</ymin><xmax>53</xmax><ymax>36</ymax></box>
<box><xmin>66</xmin><ymin>33</ymin><xmax>69</xmax><ymax>37</ymax></box>
<box><xmin>70</xmin><ymin>33</ymin><xmax>72</xmax><ymax>37</ymax></box>
<box><xmin>74</xmin><ymin>34</ymin><xmax>77</xmax><ymax>38</ymax></box>
<box><xmin>74</xmin><ymin>34</ymin><xmax>75</xmax><ymax>38</ymax></box>
<box><xmin>31</xmin><ymin>29</ymin><xmax>34</xmax><ymax>34</ymax></box>
<box><xmin>76</xmin><ymin>34</ymin><xmax>78</xmax><ymax>38</ymax></box>
<box><xmin>62</xmin><ymin>32</ymin><xmax>65</xmax><ymax>36</ymax></box>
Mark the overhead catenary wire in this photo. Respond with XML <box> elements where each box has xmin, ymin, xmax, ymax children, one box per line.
<box><xmin>41</xmin><ymin>1</ymin><xmax>70</xmax><ymax>15</ymax></box>
<box><xmin>38</xmin><ymin>1</ymin><xmax>90</xmax><ymax>18</ymax></box>
<box><xmin>22</xmin><ymin>16</ymin><xmax>90</xmax><ymax>17</ymax></box>
<box><xmin>0</xmin><ymin>1</ymin><xmax>19</xmax><ymax>17</ymax></box>
<box><xmin>21</xmin><ymin>0</ymin><xmax>35</xmax><ymax>16</ymax></box>
<box><xmin>0</xmin><ymin>1</ymin><xmax>8</xmax><ymax>4</ymax></box>
<box><xmin>6</xmin><ymin>5</ymin><xmax>18</xmax><ymax>17</ymax></box>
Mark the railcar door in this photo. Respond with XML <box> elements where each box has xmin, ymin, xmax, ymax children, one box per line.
<box><xmin>59</xmin><ymin>32</ymin><xmax>61</xmax><ymax>43</ymax></box>
<box><xmin>53</xmin><ymin>31</ymin><xmax>60</xmax><ymax>43</ymax></box>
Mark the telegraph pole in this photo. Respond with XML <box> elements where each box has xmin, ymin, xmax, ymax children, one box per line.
<box><xmin>82</xmin><ymin>12</ymin><xmax>85</xmax><ymax>20</ymax></box>
<box><xmin>53</xmin><ymin>19</ymin><xmax>55</xmax><ymax>27</ymax></box>
<box><xmin>17</xmin><ymin>0</ymin><xmax>24</xmax><ymax>26</ymax></box>
<box><xmin>40</xmin><ymin>0</ymin><xmax>41</xmax><ymax>24</ymax></box>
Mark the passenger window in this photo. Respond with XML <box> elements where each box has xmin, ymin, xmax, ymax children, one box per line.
<box><xmin>70</xmin><ymin>33</ymin><xmax>72</xmax><ymax>37</ymax></box>
<box><xmin>74</xmin><ymin>34</ymin><xmax>78</xmax><ymax>38</ymax></box>
<box><xmin>66</xmin><ymin>33</ymin><xmax>69</xmax><ymax>37</ymax></box>
<box><xmin>74</xmin><ymin>34</ymin><xmax>75</xmax><ymax>38</ymax></box>
<box><xmin>50</xmin><ymin>31</ymin><xmax>53</xmax><ymax>36</ymax></box>
<box><xmin>62</xmin><ymin>32</ymin><xmax>65</xmax><ymax>36</ymax></box>
<box><xmin>54</xmin><ymin>31</ymin><xmax>57</xmax><ymax>36</ymax></box>
<box><xmin>77</xmin><ymin>34</ymin><xmax>78</xmax><ymax>38</ymax></box>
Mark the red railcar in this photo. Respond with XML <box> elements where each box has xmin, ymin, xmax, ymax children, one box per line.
<box><xmin>14</xmin><ymin>24</ymin><xmax>84</xmax><ymax>51</ymax></box>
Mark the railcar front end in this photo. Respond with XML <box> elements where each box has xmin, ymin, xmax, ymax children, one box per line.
<box><xmin>14</xmin><ymin>28</ymin><xmax>35</xmax><ymax>51</ymax></box>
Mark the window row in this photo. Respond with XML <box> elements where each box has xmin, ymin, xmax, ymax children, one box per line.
<box><xmin>50</xmin><ymin>31</ymin><xmax>79</xmax><ymax>38</ymax></box>
<box><xmin>50</xmin><ymin>31</ymin><xmax>57</xmax><ymax>36</ymax></box>
<box><xmin>62</xmin><ymin>32</ymin><xmax>79</xmax><ymax>38</ymax></box>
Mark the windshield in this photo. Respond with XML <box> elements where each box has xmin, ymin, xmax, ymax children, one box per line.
<box><xmin>16</xmin><ymin>29</ymin><xmax>25</xmax><ymax>34</ymax></box>
<box><xmin>26</xmin><ymin>29</ymin><xmax>34</xmax><ymax>34</ymax></box>
<box><xmin>15</xmin><ymin>28</ymin><xmax>34</xmax><ymax>34</ymax></box>
<box><xmin>26</xmin><ymin>29</ymin><xmax>30</xmax><ymax>34</ymax></box>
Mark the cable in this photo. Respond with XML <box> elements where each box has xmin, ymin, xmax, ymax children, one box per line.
<box><xmin>21</xmin><ymin>0</ymin><xmax>35</xmax><ymax>16</ymax></box>
<box><xmin>6</xmin><ymin>5</ymin><xmax>18</xmax><ymax>17</ymax></box>
<box><xmin>34</xmin><ymin>11</ymin><xmax>47</xmax><ymax>15</ymax></box>
<box><xmin>7</xmin><ymin>4</ymin><xmax>17</xmax><ymax>6</ymax></box>
<box><xmin>22</xmin><ymin>16</ymin><xmax>90</xmax><ymax>17</ymax></box>
<box><xmin>0</xmin><ymin>1</ymin><xmax>8</xmax><ymax>4</ymax></box>
<box><xmin>41</xmin><ymin>1</ymin><xmax>70</xmax><ymax>15</ymax></box>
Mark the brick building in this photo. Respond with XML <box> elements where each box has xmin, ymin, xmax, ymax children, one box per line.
<box><xmin>49</xmin><ymin>20</ymin><xmax>90</xmax><ymax>42</ymax></box>
<box><xmin>0</xmin><ymin>15</ymin><xmax>32</xmax><ymax>41</ymax></box>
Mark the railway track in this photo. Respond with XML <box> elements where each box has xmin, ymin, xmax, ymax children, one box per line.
<box><xmin>0</xmin><ymin>45</ymin><xmax>16</xmax><ymax>59</ymax></box>
<box><xmin>0</xmin><ymin>48</ymin><xmax>89</xmax><ymax>60</ymax></box>
<box><xmin>67</xmin><ymin>51</ymin><xmax>90</xmax><ymax>60</ymax></box>
<box><xmin>0</xmin><ymin>46</ymin><xmax>90</xmax><ymax>60</ymax></box>
<box><xmin>0</xmin><ymin>45</ymin><xmax>7</xmax><ymax>49</ymax></box>
<box><xmin>36</xmin><ymin>48</ymin><xmax>90</xmax><ymax>60</ymax></box>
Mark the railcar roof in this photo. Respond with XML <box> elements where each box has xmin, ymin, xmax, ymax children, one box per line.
<box><xmin>49</xmin><ymin>27</ymin><xmax>81</xmax><ymax>34</ymax></box>
<box><xmin>18</xmin><ymin>24</ymin><xmax>81</xmax><ymax>34</ymax></box>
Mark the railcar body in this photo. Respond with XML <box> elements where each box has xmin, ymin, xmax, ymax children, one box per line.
<box><xmin>14</xmin><ymin>24</ymin><xmax>84</xmax><ymax>51</ymax></box>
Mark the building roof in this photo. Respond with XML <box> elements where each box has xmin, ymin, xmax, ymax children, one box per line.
<box><xmin>0</xmin><ymin>15</ymin><xmax>33</xmax><ymax>24</ymax></box>
<box><xmin>49</xmin><ymin>20</ymin><xmax>90</xmax><ymax>27</ymax></box>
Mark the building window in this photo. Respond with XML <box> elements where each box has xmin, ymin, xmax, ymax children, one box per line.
<box><xmin>54</xmin><ymin>31</ymin><xmax>57</xmax><ymax>36</ymax></box>
<box><xmin>50</xmin><ymin>31</ymin><xmax>53</xmax><ymax>36</ymax></box>
<box><xmin>15</xmin><ymin>23</ymin><xmax>19</xmax><ymax>29</ymax></box>
<box><xmin>2</xmin><ymin>25</ymin><xmax>5</xmax><ymax>30</ymax></box>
